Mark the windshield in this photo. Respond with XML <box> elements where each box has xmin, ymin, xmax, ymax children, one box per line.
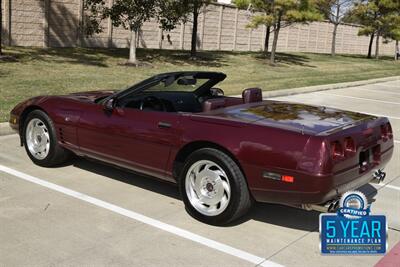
<box><xmin>98</xmin><ymin>72</ymin><xmax>226</xmax><ymax>104</ymax></box>
<box><xmin>145</xmin><ymin>75</ymin><xmax>210</xmax><ymax>93</ymax></box>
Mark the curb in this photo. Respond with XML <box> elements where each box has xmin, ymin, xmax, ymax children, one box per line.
<box><xmin>1</xmin><ymin>75</ymin><xmax>399</xmax><ymax>137</ymax></box>
<box><xmin>263</xmin><ymin>75</ymin><xmax>400</xmax><ymax>98</ymax></box>
<box><xmin>0</xmin><ymin>122</ymin><xmax>16</xmax><ymax>137</ymax></box>
<box><xmin>231</xmin><ymin>76</ymin><xmax>400</xmax><ymax>98</ymax></box>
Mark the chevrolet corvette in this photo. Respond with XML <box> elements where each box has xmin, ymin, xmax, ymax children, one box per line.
<box><xmin>9</xmin><ymin>71</ymin><xmax>394</xmax><ymax>224</ymax></box>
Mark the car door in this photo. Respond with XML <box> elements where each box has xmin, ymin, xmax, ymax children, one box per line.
<box><xmin>77</xmin><ymin>102</ymin><xmax>182</xmax><ymax>181</ymax></box>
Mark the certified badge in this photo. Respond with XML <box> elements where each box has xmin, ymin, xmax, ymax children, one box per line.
<box><xmin>320</xmin><ymin>191</ymin><xmax>387</xmax><ymax>255</ymax></box>
<box><xmin>338</xmin><ymin>191</ymin><xmax>369</xmax><ymax>219</ymax></box>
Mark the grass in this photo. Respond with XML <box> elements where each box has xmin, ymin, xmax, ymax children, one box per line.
<box><xmin>1</xmin><ymin>46</ymin><xmax>399</xmax><ymax>122</ymax></box>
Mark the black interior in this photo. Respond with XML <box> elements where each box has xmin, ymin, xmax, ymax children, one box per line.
<box><xmin>118</xmin><ymin>91</ymin><xmax>209</xmax><ymax>113</ymax></box>
<box><xmin>106</xmin><ymin>71</ymin><xmax>228</xmax><ymax>113</ymax></box>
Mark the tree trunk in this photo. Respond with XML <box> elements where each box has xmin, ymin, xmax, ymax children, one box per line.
<box><xmin>264</xmin><ymin>26</ymin><xmax>270</xmax><ymax>53</ymax></box>
<box><xmin>270</xmin><ymin>15</ymin><xmax>281</xmax><ymax>64</ymax></box>
<box><xmin>367</xmin><ymin>33</ymin><xmax>375</xmax><ymax>58</ymax></box>
<box><xmin>128</xmin><ymin>29</ymin><xmax>138</xmax><ymax>64</ymax></box>
<box><xmin>331</xmin><ymin>2</ymin><xmax>340</xmax><ymax>57</ymax></box>
<box><xmin>0</xmin><ymin>0</ymin><xmax>3</xmax><ymax>56</ymax></box>
<box><xmin>375</xmin><ymin>32</ymin><xmax>380</xmax><ymax>59</ymax></box>
<box><xmin>395</xmin><ymin>40</ymin><xmax>399</xmax><ymax>60</ymax></box>
<box><xmin>191</xmin><ymin>6</ymin><xmax>199</xmax><ymax>58</ymax></box>
<box><xmin>331</xmin><ymin>23</ymin><xmax>338</xmax><ymax>56</ymax></box>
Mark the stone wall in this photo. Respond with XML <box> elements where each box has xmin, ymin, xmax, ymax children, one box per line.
<box><xmin>2</xmin><ymin>0</ymin><xmax>46</xmax><ymax>46</ymax></box>
<box><xmin>1</xmin><ymin>0</ymin><xmax>396</xmax><ymax>56</ymax></box>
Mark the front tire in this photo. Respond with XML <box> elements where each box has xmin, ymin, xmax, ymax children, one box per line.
<box><xmin>179</xmin><ymin>148</ymin><xmax>252</xmax><ymax>225</ymax></box>
<box><xmin>23</xmin><ymin>110</ymin><xmax>71</xmax><ymax>167</ymax></box>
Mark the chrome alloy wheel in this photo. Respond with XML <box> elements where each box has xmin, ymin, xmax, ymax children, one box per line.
<box><xmin>185</xmin><ymin>160</ymin><xmax>231</xmax><ymax>216</ymax></box>
<box><xmin>25</xmin><ymin>118</ymin><xmax>50</xmax><ymax>160</ymax></box>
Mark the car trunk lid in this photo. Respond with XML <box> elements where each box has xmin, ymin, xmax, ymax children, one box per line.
<box><xmin>207</xmin><ymin>101</ymin><xmax>377</xmax><ymax>135</ymax></box>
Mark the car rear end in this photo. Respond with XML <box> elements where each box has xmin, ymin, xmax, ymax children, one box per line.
<box><xmin>298</xmin><ymin>116</ymin><xmax>394</xmax><ymax>208</ymax></box>
<box><xmin>198</xmin><ymin>101</ymin><xmax>394</xmax><ymax>210</ymax></box>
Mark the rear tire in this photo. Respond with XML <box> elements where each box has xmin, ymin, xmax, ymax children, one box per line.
<box><xmin>23</xmin><ymin>110</ymin><xmax>71</xmax><ymax>167</ymax></box>
<box><xmin>179</xmin><ymin>148</ymin><xmax>252</xmax><ymax>225</ymax></box>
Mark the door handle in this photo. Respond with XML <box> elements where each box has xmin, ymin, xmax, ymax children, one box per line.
<box><xmin>158</xmin><ymin>122</ymin><xmax>171</xmax><ymax>129</ymax></box>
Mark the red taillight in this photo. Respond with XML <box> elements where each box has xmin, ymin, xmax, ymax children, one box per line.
<box><xmin>331</xmin><ymin>141</ymin><xmax>344</xmax><ymax>159</ymax></box>
<box><xmin>381</xmin><ymin>123</ymin><xmax>393</xmax><ymax>141</ymax></box>
<box><xmin>381</xmin><ymin>125</ymin><xmax>388</xmax><ymax>140</ymax></box>
<box><xmin>281</xmin><ymin>175</ymin><xmax>294</xmax><ymax>183</ymax></box>
<box><xmin>344</xmin><ymin>137</ymin><xmax>356</xmax><ymax>155</ymax></box>
<box><xmin>387</xmin><ymin>123</ymin><xmax>393</xmax><ymax>139</ymax></box>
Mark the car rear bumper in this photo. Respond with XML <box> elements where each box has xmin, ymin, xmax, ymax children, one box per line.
<box><xmin>247</xmin><ymin>145</ymin><xmax>394</xmax><ymax>205</ymax></box>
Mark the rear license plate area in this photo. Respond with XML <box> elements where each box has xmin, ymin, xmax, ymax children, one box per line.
<box><xmin>359</xmin><ymin>145</ymin><xmax>380</xmax><ymax>173</ymax></box>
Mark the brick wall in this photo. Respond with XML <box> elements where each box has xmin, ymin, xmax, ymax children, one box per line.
<box><xmin>1</xmin><ymin>1</ymin><xmax>396</xmax><ymax>56</ymax></box>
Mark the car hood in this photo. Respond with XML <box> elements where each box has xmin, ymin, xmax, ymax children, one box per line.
<box><xmin>64</xmin><ymin>90</ymin><xmax>117</xmax><ymax>102</ymax></box>
<box><xmin>200</xmin><ymin>101</ymin><xmax>377</xmax><ymax>135</ymax></box>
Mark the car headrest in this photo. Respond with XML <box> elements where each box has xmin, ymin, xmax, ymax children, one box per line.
<box><xmin>202</xmin><ymin>98</ymin><xmax>226</xmax><ymax>112</ymax></box>
<box><xmin>242</xmin><ymin>88</ymin><xmax>262</xmax><ymax>103</ymax></box>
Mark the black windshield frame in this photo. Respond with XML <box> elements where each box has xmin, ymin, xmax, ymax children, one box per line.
<box><xmin>103</xmin><ymin>71</ymin><xmax>226</xmax><ymax>103</ymax></box>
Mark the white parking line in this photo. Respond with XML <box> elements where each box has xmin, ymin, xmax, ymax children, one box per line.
<box><xmin>316</xmin><ymin>92</ymin><xmax>400</xmax><ymax>105</ymax></box>
<box><xmin>0</xmin><ymin>165</ymin><xmax>282</xmax><ymax>267</ymax></box>
<box><xmin>378</xmin><ymin>183</ymin><xmax>400</xmax><ymax>192</ymax></box>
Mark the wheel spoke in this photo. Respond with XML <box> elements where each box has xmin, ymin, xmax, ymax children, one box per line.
<box><xmin>190</xmin><ymin>173</ymin><xmax>196</xmax><ymax>187</ymax></box>
<box><xmin>214</xmin><ymin>170</ymin><xmax>225</xmax><ymax>178</ymax></box>
<box><xmin>207</xmin><ymin>204</ymin><xmax>218</xmax><ymax>213</ymax></box>
<box><xmin>204</xmin><ymin>163</ymin><xmax>213</xmax><ymax>171</ymax></box>
<box><xmin>196</xmin><ymin>163</ymin><xmax>204</xmax><ymax>175</ymax></box>
<box><xmin>220</xmin><ymin>195</ymin><xmax>229</xmax><ymax>209</ymax></box>
<box><xmin>222</xmin><ymin>180</ymin><xmax>230</xmax><ymax>197</ymax></box>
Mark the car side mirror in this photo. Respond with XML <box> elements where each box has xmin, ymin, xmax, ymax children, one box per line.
<box><xmin>103</xmin><ymin>98</ymin><xmax>115</xmax><ymax>112</ymax></box>
<box><xmin>210</xmin><ymin>88</ymin><xmax>224</xmax><ymax>97</ymax></box>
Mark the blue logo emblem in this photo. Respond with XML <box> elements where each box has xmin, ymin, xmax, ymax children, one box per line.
<box><xmin>338</xmin><ymin>191</ymin><xmax>370</xmax><ymax>218</ymax></box>
<box><xmin>320</xmin><ymin>191</ymin><xmax>387</xmax><ymax>255</ymax></box>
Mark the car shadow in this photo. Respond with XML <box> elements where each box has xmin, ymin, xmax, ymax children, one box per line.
<box><xmin>231</xmin><ymin>183</ymin><xmax>378</xmax><ymax>230</ymax></box>
<box><xmin>73</xmin><ymin>157</ymin><xmax>180</xmax><ymax>200</ymax></box>
<box><xmin>236</xmin><ymin>202</ymin><xmax>321</xmax><ymax>231</ymax></box>
<box><xmin>72</xmin><ymin>157</ymin><xmax>378</xmax><ymax>231</ymax></box>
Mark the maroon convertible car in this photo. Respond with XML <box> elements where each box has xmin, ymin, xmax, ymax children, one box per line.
<box><xmin>10</xmin><ymin>71</ymin><xmax>394</xmax><ymax>224</ymax></box>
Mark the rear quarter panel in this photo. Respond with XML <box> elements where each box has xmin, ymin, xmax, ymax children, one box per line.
<box><xmin>169</xmin><ymin>114</ymin><xmax>393</xmax><ymax>205</ymax></box>
<box><xmin>167</xmin><ymin>114</ymin><xmax>311</xmax><ymax>193</ymax></box>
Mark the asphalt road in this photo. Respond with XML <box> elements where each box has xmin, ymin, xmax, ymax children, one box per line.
<box><xmin>0</xmin><ymin>80</ymin><xmax>399</xmax><ymax>266</ymax></box>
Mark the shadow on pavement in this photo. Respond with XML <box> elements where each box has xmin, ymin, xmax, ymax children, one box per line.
<box><xmin>72</xmin><ymin>157</ymin><xmax>378</xmax><ymax>231</ymax></box>
<box><xmin>73</xmin><ymin>157</ymin><xmax>180</xmax><ymax>200</ymax></box>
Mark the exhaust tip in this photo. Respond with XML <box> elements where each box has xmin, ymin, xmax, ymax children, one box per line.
<box><xmin>328</xmin><ymin>199</ymin><xmax>339</xmax><ymax>212</ymax></box>
<box><xmin>373</xmin><ymin>169</ymin><xmax>386</xmax><ymax>183</ymax></box>
<box><xmin>334</xmin><ymin>200</ymin><xmax>340</xmax><ymax>210</ymax></box>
